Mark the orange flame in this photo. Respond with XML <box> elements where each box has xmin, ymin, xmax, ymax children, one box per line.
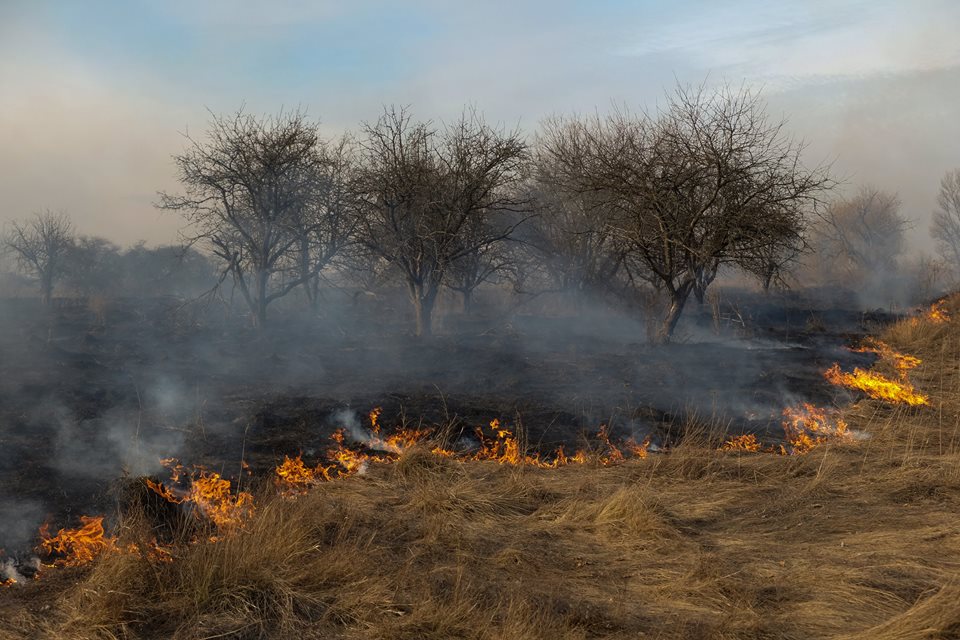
<box><xmin>368</xmin><ymin>406</ymin><xmax>382</xmax><ymax>434</ymax></box>
<box><xmin>824</xmin><ymin>364</ymin><xmax>928</xmax><ymax>406</ymax></box>
<box><xmin>927</xmin><ymin>301</ymin><xmax>949</xmax><ymax>324</ymax></box>
<box><xmin>145</xmin><ymin>479</ymin><xmax>182</xmax><ymax>504</ymax></box>
<box><xmin>274</xmin><ymin>454</ymin><xmax>332</xmax><ymax>494</ymax></box>
<box><xmin>596</xmin><ymin>424</ymin><xmax>625</xmax><ymax>465</ymax></box>
<box><xmin>781</xmin><ymin>403</ymin><xmax>850</xmax><ymax>454</ymax></box>
<box><xmin>624</xmin><ymin>437</ymin><xmax>651</xmax><ymax>459</ymax></box>
<box><xmin>851</xmin><ymin>338</ymin><xmax>921</xmax><ymax>377</ymax></box>
<box><xmin>38</xmin><ymin>516</ymin><xmax>120</xmax><ymax>567</ymax></box>
<box><xmin>322</xmin><ymin>414</ymin><xmax>648</xmax><ymax>474</ymax></box>
<box><xmin>146</xmin><ymin>461</ymin><xmax>255</xmax><ymax>529</ymax></box>
<box><xmin>719</xmin><ymin>434</ymin><xmax>761</xmax><ymax>452</ymax></box>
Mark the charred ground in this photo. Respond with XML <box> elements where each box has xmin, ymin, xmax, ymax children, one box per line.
<box><xmin>0</xmin><ymin>289</ymin><xmax>889</xmax><ymax>556</ymax></box>
<box><xmin>0</xmin><ymin>292</ymin><xmax>956</xmax><ymax>639</ymax></box>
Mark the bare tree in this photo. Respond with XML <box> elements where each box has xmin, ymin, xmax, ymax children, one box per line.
<box><xmin>518</xmin><ymin>167</ymin><xmax>627</xmax><ymax>299</ymax></box>
<box><xmin>931</xmin><ymin>169</ymin><xmax>960</xmax><ymax>280</ymax></box>
<box><xmin>293</xmin><ymin>134</ymin><xmax>362</xmax><ymax>312</ymax></box>
<box><xmin>355</xmin><ymin>106</ymin><xmax>529</xmax><ymax>336</ymax></box>
<box><xmin>445</xmin><ymin>210</ymin><xmax>520</xmax><ymax>313</ymax></box>
<box><xmin>736</xmin><ymin>240</ymin><xmax>803</xmax><ymax>294</ymax></box>
<box><xmin>159</xmin><ymin>109</ymin><xmax>325</xmax><ymax>327</ymax></box>
<box><xmin>2</xmin><ymin>210</ymin><xmax>75</xmax><ymax>305</ymax></box>
<box><xmin>63</xmin><ymin>236</ymin><xmax>121</xmax><ymax>296</ymax></box>
<box><xmin>814</xmin><ymin>186</ymin><xmax>909</xmax><ymax>284</ymax></box>
<box><xmin>540</xmin><ymin>85</ymin><xmax>831</xmax><ymax>342</ymax></box>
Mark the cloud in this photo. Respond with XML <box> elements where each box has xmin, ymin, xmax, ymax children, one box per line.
<box><xmin>615</xmin><ymin>0</ymin><xmax>960</xmax><ymax>87</ymax></box>
<box><xmin>1</xmin><ymin>0</ymin><xmax>958</xmax><ymax>251</ymax></box>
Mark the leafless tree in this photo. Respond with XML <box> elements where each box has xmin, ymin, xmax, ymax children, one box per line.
<box><xmin>539</xmin><ymin>85</ymin><xmax>831</xmax><ymax>342</ymax></box>
<box><xmin>445</xmin><ymin>210</ymin><xmax>521</xmax><ymax>313</ymax></box>
<box><xmin>2</xmin><ymin>210</ymin><xmax>75</xmax><ymax>305</ymax></box>
<box><xmin>931</xmin><ymin>169</ymin><xmax>960</xmax><ymax>280</ymax></box>
<box><xmin>354</xmin><ymin>106</ymin><xmax>529</xmax><ymax>336</ymax></box>
<box><xmin>814</xmin><ymin>186</ymin><xmax>909</xmax><ymax>284</ymax></box>
<box><xmin>736</xmin><ymin>240</ymin><xmax>804</xmax><ymax>294</ymax></box>
<box><xmin>63</xmin><ymin>236</ymin><xmax>121</xmax><ymax>296</ymax></box>
<box><xmin>159</xmin><ymin>109</ymin><xmax>326</xmax><ymax>327</ymax></box>
<box><xmin>293</xmin><ymin>134</ymin><xmax>362</xmax><ymax>312</ymax></box>
<box><xmin>518</xmin><ymin>167</ymin><xmax>627</xmax><ymax>299</ymax></box>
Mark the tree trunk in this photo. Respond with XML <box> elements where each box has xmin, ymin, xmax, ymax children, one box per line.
<box><xmin>693</xmin><ymin>284</ymin><xmax>705</xmax><ymax>306</ymax></box>
<box><xmin>462</xmin><ymin>289</ymin><xmax>473</xmax><ymax>314</ymax></box>
<box><xmin>41</xmin><ymin>278</ymin><xmax>53</xmax><ymax>306</ymax></box>
<box><xmin>308</xmin><ymin>275</ymin><xmax>321</xmax><ymax>313</ymax></box>
<box><xmin>410</xmin><ymin>281</ymin><xmax>438</xmax><ymax>337</ymax></box>
<box><xmin>655</xmin><ymin>283</ymin><xmax>693</xmax><ymax>344</ymax></box>
<box><xmin>299</xmin><ymin>238</ymin><xmax>325</xmax><ymax>314</ymax></box>
<box><xmin>255</xmin><ymin>269</ymin><xmax>269</xmax><ymax>328</ymax></box>
<box><xmin>761</xmin><ymin>270</ymin><xmax>773</xmax><ymax>294</ymax></box>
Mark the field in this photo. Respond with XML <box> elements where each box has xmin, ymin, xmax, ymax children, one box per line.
<box><xmin>0</xmin><ymin>291</ymin><xmax>957</xmax><ymax>639</ymax></box>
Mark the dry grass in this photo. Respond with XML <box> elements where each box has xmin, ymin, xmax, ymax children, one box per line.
<box><xmin>4</xmin><ymin>300</ymin><xmax>960</xmax><ymax>639</ymax></box>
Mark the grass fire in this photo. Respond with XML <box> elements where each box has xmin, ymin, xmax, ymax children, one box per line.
<box><xmin>3</xmin><ymin>4</ymin><xmax>960</xmax><ymax>637</ymax></box>
<box><xmin>1</xmin><ymin>297</ymin><xmax>957</xmax><ymax>637</ymax></box>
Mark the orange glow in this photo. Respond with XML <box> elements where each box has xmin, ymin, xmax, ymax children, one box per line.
<box><xmin>824</xmin><ymin>363</ymin><xmax>928</xmax><ymax>406</ymax></box>
<box><xmin>781</xmin><ymin>403</ymin><xmax>850</xmax><ymax>454</ymax></box>
<box><xmin>368</xmin><ymin>406</ymin><xmax>382</xmax><ymax>434</ymax></box>
<box><xmin>624</xmin><ymin>437</ymin><xmax>651</xmax><ymax>459</ymax></box>
<box><xmin>322</xmin><ymin>414</ymin><xmax>648</xmax><ymax>473</ymax></box>
<box><xmin>719</xmin><ymin>434</ymin><xmax>761</xmax><ymax>452</ymax></box>
<box><xmin>851</xmin><ymin>338</ymin><xmax>921</xmax><ymax>377</ymax></box>
<box><xmin>38</xmin><ymin>516</ymin><xmax>120</xmax><ymax>567</ymax></box>
<box><xmin>596</xmin><ymin>424</ymin><xmax>624</xmax><ymax>465</ymax></box>
<box><xmin>927</xmin><ymin>301</ymin><xmax>949</xmax><ymax>324</ymax></box>
<box><xmin>145</xmin><ymin>479</ymin><xmax>182</xmax><ymax>504</ymax></box>
<box><xmin>184</xmin><ymin>471</ymin><xmax>254</xmax><ymax>530</ymax></box>
<box><xmin>146</xmin><ymin>461</ymin><xmax>254</xmax><ymax>529</ymax></box>
<box><xmin>274</xmin><ymin>454</ymin><xmax>332</xmax><ymax>494</ymax></box>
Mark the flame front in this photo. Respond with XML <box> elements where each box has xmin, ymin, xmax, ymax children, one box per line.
<box><xmin>781</xmin><ymin>403</ymin><xmax>850</xmax><ymax>454</ymax></box>
<box><xmin>146</xmin><ymin>460</ymin><xmax>255</xmax><ymax>530</ymax></box>
<box><xmin>320</xmin><ymin>416</ymin><xmax>648</xmax><ymax>476</ymax></box>
<box><xmin>275</xmin><ymin>454</ymin><xmax>332</xmax><ymax>494</ymax></box>
<box><xmin>824</xmin><ymin>364</ymin><xmax>928</xmax><ymax>406</ymax></box>
<box><xmin>38</xmin><ymin>516</ymin><xmax>119</xmax><ymax>567</ymax></box>
<box><xmin>927</xmin><ymin>301</ymin><xmax>949</xmax><ymax>324</ymax></box>
<box><xmin>720</xmin><ymin>434</ymin><xmax>761</xmax><ymax>452</ymax></box>
<box><xmin>851</xmin><ymin>338</ymin><xmax>921</xmax><ymax>377</ymax></box>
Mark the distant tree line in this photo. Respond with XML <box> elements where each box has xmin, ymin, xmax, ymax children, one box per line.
<box><xmin>1</xmin><ymin>211</ymin><xmax>216</xmax><ymax>301</ymax></box>
<box><xmin>5</xmin><ymin>83</ymin><xmax>959</xmax><ymax>339</ymax></box>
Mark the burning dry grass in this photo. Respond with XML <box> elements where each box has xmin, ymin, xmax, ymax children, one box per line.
<box><xmin>3</xmin><ymin>298</ymin><xmax>960</xmax><ymax>639</ymax></box>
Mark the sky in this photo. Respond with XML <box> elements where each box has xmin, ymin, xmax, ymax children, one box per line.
<box><xmin>1</xmin><ymin>0</ymin><xmax>959</xmax><ymax>250</ymax></box>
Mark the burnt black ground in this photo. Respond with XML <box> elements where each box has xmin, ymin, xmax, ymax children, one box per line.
<box><xmin>0</xmin><ymin>289</ymin><xmax>891</xmax><ymax>555</ymax></box>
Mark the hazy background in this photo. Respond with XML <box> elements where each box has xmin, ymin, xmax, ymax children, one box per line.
<box><xmin>2</xmin><ymin>0</ymin><xmax>959</xmax><ymax>248</ymax></box>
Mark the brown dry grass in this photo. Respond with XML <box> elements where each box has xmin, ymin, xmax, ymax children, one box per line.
<box><xmin>3</xmin><ymin>299</ymin><xmax>960</xmax><ymax>639</ymax></box>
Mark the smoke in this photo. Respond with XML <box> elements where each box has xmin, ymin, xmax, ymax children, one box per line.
<box><xmin>41</xmin><ymin>374</ymin><xmax>194</xmax><ymax>481</ymax></box>
<box><xmin>331</xmin><ymin>408</ymin><xmax>365</xmax><ymax>444</ymax></box>
<box><xmin>0</xmin><ymin>499</ymin><xmax>45</xmax><ymax>557</ymax></box>
<box><xmin>0</xmin><ymin>262</ymin><xmax>896</xmax><ymax>557</ymax></box>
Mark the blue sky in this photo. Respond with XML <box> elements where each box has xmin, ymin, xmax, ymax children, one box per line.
<box><xmin>2</xmin><ymin>0</ymin><xmax>959</xmax><ymax>246</ymax></box>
